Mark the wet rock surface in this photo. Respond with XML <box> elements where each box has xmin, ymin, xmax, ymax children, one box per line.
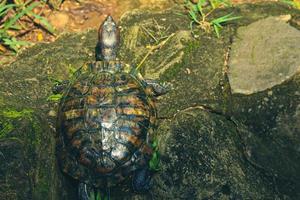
<box><xmin>0</xmin><ymin>2</ymin><xmax>300</xmax><ymax>200</ymax></box>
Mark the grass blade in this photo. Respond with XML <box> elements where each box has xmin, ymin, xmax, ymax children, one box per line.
<box><xmin>210</xmin><ymin>12</ymin><xmax>241</xmax><ymax>38</ymax></box>
<box><xmin>211</xmin><ymin>13</ymin><xmax>241</xmax><ymax>24</ymax></box>
<box><xmin>3</xmin><ymin>37</ymin><xmax>31</xmax><ymax>52</ymax></box>
<box><xmin>7</xmin><ymin>24</ymin><xmax>22</xmax><ymax>30</ymax></box>
<box><xmin>2</xmin><ymin>1</ymin><xmax>40</xmax><ymax>32</ymax></box>
<box><xmin>189</xmin><ymin>10</ymin><xmax>200</xmax><ymax>23</ymax></box>
<box><xmin>197</xmin><ymin>0</ymin><xmax>206</xmax><ymax>16</ymax></box>
<box><xmin>0</xmin><ymin>4</ymin><xmax>16</xmax><ymax>17</ymax></box>
<box><xmin>28</xmin><ymin>11</ymin><xmax>55</xmax><ymax>34</ymax></box>
<box><xmin>213</xmin><ymin>24</ymin><xmax>220</xmax><ymax>38</ymax></box>
<box><xmin>209</xmin><ymin>0</ymin><xmax>217</xmax><ymax>9</ymax></box>
<box><xmin>47</xmin><ymin>94</ymin><xmax>63</xmax><ymax>102</ymax></box>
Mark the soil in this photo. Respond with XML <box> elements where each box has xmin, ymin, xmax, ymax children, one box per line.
<box><xmin>0</xmin><ymin>0</ymin><xmax>276</xmax><ymax>66</ymax></box>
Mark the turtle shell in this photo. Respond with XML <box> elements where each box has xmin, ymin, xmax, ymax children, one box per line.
<box><xmin>56</xmin><ymin>61</ymin><xmax>156</xmax><ymax>187</ymax></box>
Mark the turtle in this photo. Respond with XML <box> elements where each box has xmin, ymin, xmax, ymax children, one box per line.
<box><xmin>56</xmin><ymin>15</ymin><xmax>168</xmax><ymax>199</ymax></box>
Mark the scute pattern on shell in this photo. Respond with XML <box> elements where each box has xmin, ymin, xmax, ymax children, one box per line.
<box><xmin>56</xmin><ymin>61</ymin><xmax>156</xmax><ymax>187</ymax></box>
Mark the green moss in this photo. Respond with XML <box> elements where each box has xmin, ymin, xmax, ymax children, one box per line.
<box><xmin>0</xmin><ymin>108</ymin><xmax>34</xmax><ymax>139</ymax></box>
<box><xmin>32</xmin><ymin>180</ymin><xmax>49</xmax><ymax>200</ymax></box>
<box><xmin>160</xmin><ymin>41</ymin><xmax>201</xmax><ymax>82</ymax></box>
<box><xmin>1</xmin><ymin>108</ymin><xmax>34</xmax><ymax>119</ymax></box>
<box><xmin>160</xmin><ymin>61</ymin><xmax>183</xmax><ymax>82</ymax></box>
<box><xmin>0</xmin><ymin>121</ymin><xmax>14</xmax><ymax>138</ymax></box>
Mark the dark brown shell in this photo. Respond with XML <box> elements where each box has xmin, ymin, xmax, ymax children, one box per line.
<box><xmin>56</xmin><ymin>61</ymin><xmax>156</xmax><ymax>188</ymax></box>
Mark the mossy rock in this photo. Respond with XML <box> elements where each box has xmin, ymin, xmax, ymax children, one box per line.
<box><xmin>0</xmin><ymin>2</ymin><xmax>299</xmax><ymax>200</ymax></box>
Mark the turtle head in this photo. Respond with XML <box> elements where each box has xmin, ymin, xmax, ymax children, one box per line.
<box><xmin>96</xmin><ymin>15</ymin><xmax>119</xmax><ymax>61</ymax></box>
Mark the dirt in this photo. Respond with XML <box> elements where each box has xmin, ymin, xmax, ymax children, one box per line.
<box><xmin>0</xmin><ymin>0</ymin><xmax>280</xmax><ymax>65</ymax></box>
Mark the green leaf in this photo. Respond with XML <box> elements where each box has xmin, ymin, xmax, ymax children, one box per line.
<box><xmin>197</xmin><ymin>0</ymin><xmax>206</xmax><ymax>16</ymax></box>
<box><xmin>149</xmin><ymin>152</ymin><xmax>160</xmax><ymax>171</ymax></box>
<box><xmin>28</xmin><ymin>11</ymin><xmax>55</xmax><ymax>34</ymax></box>
<box><xmin>188</xmin><ymin>10</ymin><xmax>200</xmax><ymax>23</ymax></box>
<box><xmin>7</xmin><ymin>24</ymin><xmax>22</xmax><ymax>30</ymax></box>
<box><xmin>209</xmin><ymin>0</ymin><xmax>217</xmax><ymax>9</ymax></box>
<box><xmin>3</xmin><ymin>37</ymin><xmax>31</xmax><ymax>52</ymax></box>
<box><xmin>191</xmin><ymin>4</ymin><xmax>198</xmax><ymax>13</ymax></box>
<box><xmin>0</xmin><ymin>0</ymin><xmax>7</xmax><ymax>7</ymax></box>
<box><xmin>210</xmin><ymin>13</ymin><xmax>241</xmax><ymax>38</ymax></box>
<box><xmin>152</xmin><ymin>140</ymin><xmax>158</xmax><ymax>149</ymax></box>
<box><xmin>1</xmin><ymin>109</ymin><xmax>34</xmax><ymax>119</ymax></box>
<box><xmin>211</xmin><ymin>12</ymin><xmax>241</xmax><ymax>25</ymax></box>
<box><xmin>0</xmin><ymin>3</ymin><xmax>16</xmax><ymax>17</ymax></box>
<box><xmin>95</xmin><ymin>192</ymin><xmax>101</xmax><ymax>200</ymax></box>
<box><xmin>2</xmin><ymin>1</ymin><xmax>40</xmax><ymax>32</ymax></box>
<box><xmin>213</xmin><ymin>24</ymin><xmax>220</xmax><ymax>38</ymax></box>
<box><xmin>47</xmin><ymin>94</ymin><xmax>63</xmax><ymax>102</ymax></box>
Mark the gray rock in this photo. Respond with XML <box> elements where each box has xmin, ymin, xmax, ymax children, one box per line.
<box><xmin>228</xmin><ymin>16</ymin><xmax>300</xmax><ymax>94</ymax></box>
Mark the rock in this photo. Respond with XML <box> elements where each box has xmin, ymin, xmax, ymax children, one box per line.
<box><xmin>150</xmin><ymin>110</ymin><xmax>276</xmax><ymax>200</ymax></box>
<box><xmin>1</xmin><ymin>2</ymin><xmax>300</xmax><ymax>200</ymax></box>
<box><xmin>228</xmin><ymin>15</ymin><xmax>300</xmax><ymax>94</ymax></box>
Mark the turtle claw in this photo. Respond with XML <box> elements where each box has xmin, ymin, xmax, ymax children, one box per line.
<box><xmin>52</xmin><ymin>80</ymin><xmax>69</xmax><ymax>94</ymax></box>
<box><xmin>145</xmin><ymin>79</ymin><xmax>171</xmax><ymax>97</ymax></box>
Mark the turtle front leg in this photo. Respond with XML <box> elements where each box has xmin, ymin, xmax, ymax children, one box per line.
<box><xmin>144</xmin><ymin>79</ymin><xmax>170</xmax><ymax>97</ymax></box>
<box><xmin>52</xmin><ymin>80</ymin><xmax>69</xmax><ymax>94</ymax></box>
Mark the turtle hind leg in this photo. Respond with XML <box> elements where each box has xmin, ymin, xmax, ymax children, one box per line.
<box><xmin>132</xmin><ymin>167</ymin><xmax>153</xmax><ymax>193</ymax></box>
<box><xmin>145</xmin><ymin>79</ymin><xmax>171</xmax><ymax>97</ymax></box>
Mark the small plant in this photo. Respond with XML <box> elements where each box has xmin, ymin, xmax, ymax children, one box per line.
<box><xmin>0</xmin><ymin>0</ymin><xmax>55</xmax><ymax>53</ymax></box>
<box><xmin>280</xmin><ymin>0</ymin><xmax>300</xmax><ymax>9</ymax></box>
<box><xmin>0</xmin><ymin>108</ymin><xmax>34</xmax><ymax>138</ymax></box>
<box><xmin>149</xmin><ymin>139</ymin><xmax>160</xmax><ymax>171</ymax></box>
<box><xmin>47</xmin><ymin>64</ymin><xmax>84</xmax><ymax>102</ymax></box>
<box><xmin>47</xmin><ymin>93</ymin><xmax>63</xmax><ymax>102</ymax></box>
<box><xmin>185</xmin><ymin>0</ymin><xmax>241</xmax><ymax>38</ymax></box>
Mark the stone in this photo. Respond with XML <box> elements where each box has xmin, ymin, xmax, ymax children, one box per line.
<box><xmin>228</xmin><ymin>15</ymin><xmax>300</xmax><ymax>94</ymax></box>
